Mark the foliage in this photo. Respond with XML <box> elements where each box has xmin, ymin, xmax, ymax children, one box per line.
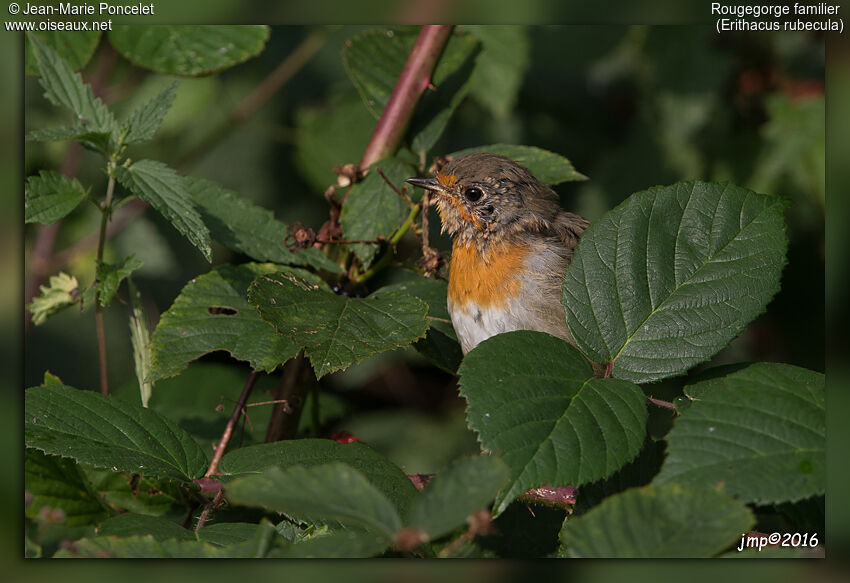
<box><xmin>24</xmin><ymin>25</ymin><xmax>824</xmax><ymax>559</ymax></box>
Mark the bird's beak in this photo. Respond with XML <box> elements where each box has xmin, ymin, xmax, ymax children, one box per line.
<box><xmin>405</xmin><ymin>177</ymin><xmax>442</xmax><ymax>192</ymax></box>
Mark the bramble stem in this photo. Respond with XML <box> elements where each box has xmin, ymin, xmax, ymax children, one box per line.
<box><xmin>358</xmin><ymin>25</ymin><xmax>453</xmax><ymax>170</ymax></box>
<box><xmin>206</xmin><ymin>371</ymin><xmax>260</xmax><ymax>477</ymax></box>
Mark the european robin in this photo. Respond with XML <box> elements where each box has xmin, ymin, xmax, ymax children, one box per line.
<box><xmin>406</xmin><ymin>152</ymin><xmax>589</xmax><ymax>357</ymax></box>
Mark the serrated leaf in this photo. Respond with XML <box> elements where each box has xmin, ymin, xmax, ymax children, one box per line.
<box><xmin>447</xmin><ymin>144</ymin><xmax>586</xmax><ymax>185</ymax></box>
<box><xmin>563</xmin><ymin>181</ymin><xmax>788</xmax><ymax>384</ymax></box>
<box><xmin>465</xmin><ymin>26</ymin><xmax>530</xmax><ymax>120</ymax></box>
<box><xmin>96</xmin><ymin>255</ymin><xmax>142</xmax><ymax>307</ymax></box>
<box><xmin>114</xmin><ymin>160</ymin><xmax>212</xmax><ymax>262</ymax></box>
<box><xmin>219</xmin><ymin>439</ymin><xmax>418</xmax><ymax>518</ymax></box>
<box><xmin>25</xmin><ymin>30</ymin><xmax>101</xmax><ymax>76</ymax></box>
<box><xmin>339</xmin><ymin>157</ymin><xmax>413</xmax><ymax>266</ymax></box>
<box><xmin>409</xmin><ymin>32</ymin><xmax>479</xmax><ymax>156</ymax></box>
<box><xmin>379</xmin><ymin>275</ymin><xmax>462</xmax><ymax>373</ymax></box>
<box><xmin>149</xmin><ymin>264</ymin><xmax>301</xmax><ymax>381</ymax></box>
<box><xmin>28</xmin><ymin>34</ymin><xmax>117</xmax><ymax>149</ymax></box>
<box><xmin>185</xmin><ymin>176</ymin><xmax>341</xmax><ymax>273</ymax></box>
<box><xmin>96</xmin><ymin>513</ymin><xmax>193</xmax><ymax>541</ymax></box>
<box><xmin>83</xmin><ymin>466</ymin><xmax>188</xmax><ymax>518</ymax></box>
<box><xmin>124</xmin><ymin>82</ymin><xmax>177</xmax><ymax>143</ymax></box>
<box><xmin>225</xmin><ymin>462</ymin><xmax>402</xmax><ymax>539</ymax></box>
<box><xmin>25</xmin><ymin>170</ymin><xmax>90</xmax><ymax>224</ymax></box>
<box><xmin>559</xmin><ymin>483</ymin><xmax>754</xmax><ymax>558</ymax></box>
<box><xmin>28</xmin><ymin>272</ymin><xmax>80</xmax><ymax>325</ymax></box>
<box><xmin>458</xmin><ymin>331</ymin><xmax>647</xmax><ymax>514</ymax></box>
<box><xmin>654</xmin><ymin>363</ymin><xmax>824</xmax><ymax>504</ymax></box>
<box><xmin>108</xmin><ymin>25</ymin><xmax>270</xmax><ymax>76</ymax></box>
<box><xmin>25</xmin><ymin>449</ymin><xmax>109</xmax><ymax>526</ymax></box>
<box><xmin>342</xmin><ymin>28</ymin><xmax>415</xmax><ymax>119</ymax></box>
<box><xmin>249</xmin><ymin>272</ymin><xmax>429</xmax><ymax>378</ymax></box>
<box><xmin>406</xmin><ymin>455</ymin><xmax>509</xmax><ymax>540</ymax></box>
<box><xmin>25</xmin><ymin>385</ymin><xmax>208</xmax><ymax>482</ymax></box>
<box><xmin>128</xmin><ymin>279</ymin><xmax>153</xmax><ymax>407</ymax></box>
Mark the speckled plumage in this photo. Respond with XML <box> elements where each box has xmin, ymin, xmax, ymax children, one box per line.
<box><xmin>406</xmin><ymin>153</ymin><xmax>588</xmax><ymax>355</ymax></box>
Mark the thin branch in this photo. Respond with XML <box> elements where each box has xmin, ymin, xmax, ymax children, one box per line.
<box><xmin>358</xmin><ymin>25</ymin><xmax>454</xmax><ymax>170</ymax></box>
<box><xmin>647</xmin><ymin>395</ymin><xmax>677</xmax><ymax>411</ymax></box>
<box><xmin>194</xmin><ymin>491</ymin><xmax>223</xmax><ymax>532</ymax></box>
<box><xmin>206</xmin><ymin>371</ymin><xmax>260</xmax><ymax>477</ymax></box>
<box><xmin>177</xmin><ymin>27</ymin><xmax>333</xmax><ymax>169</ymax></box>
<box><xmin>94</xmin><ymin>169</ymin><xmax>116</xmax><ymax>395</ymax></box>
<box><xmin>377</xmin><ymin>167</ymin><xmax>414</xmax><ymax>207</ymax></box>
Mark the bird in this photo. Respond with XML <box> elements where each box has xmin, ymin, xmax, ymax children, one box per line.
<box><xmin>406</xmin><ymin>152</ymin><xmax>590</xmax><ymax>359</ymax></box>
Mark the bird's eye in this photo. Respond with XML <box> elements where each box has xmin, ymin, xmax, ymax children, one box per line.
<box><xmin>464</xmin><ymin>187</ymin><xmax>484</xmax><ymax>202</ymax></box>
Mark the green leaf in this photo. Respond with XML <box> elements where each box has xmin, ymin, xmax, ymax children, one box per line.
<box><xmin>465</xmin><ymin>26</ymin><xmax>530</xmax><ymax>120</ymax></box>
<box><xmin>28</xmin><ymin>272</ymin><xmax>80</xmax><ymax>326</ymax></box>
<box><xmin>96</xmin><ymin>255</ymin><xmax>142</xmax><ymax>308</ymax></box>
<box><xmin>25</xmin><ymin>449</ymin><xmax>109</xmax><ymax>526</ymax></box>
<box><xmin>406</xmin><ymin>455</ymin><xmax>509</xmax><ymax>540</ymax></box>
<box><xmin>83</xmin><ymin>467</ymin><xmax>188</xmax><ymax>519</ymax></box>
<box><xmin>149</xmin><ymin>264</ymin><xmax>300</xmax><ymax>381</ymax></box>
<box><xmin>219</xmin><ymin>439</ymin><xmax>418</xmax><ymax>518</ymax></box>
<box><xmin>25</xmin><ymin>30</ymin><xmax>101</xmax><ymax>76</ymax></box>
<box><xmin>563</xmin><ymin>181</ymin><xmax>788</xmax><ymax>384</ymax></box>
<box><xmin>108</xmin><ymin>25</ymin><xmax>270</xmax><ymax>76</ymax></box>
<box><xmin>339</xmin><ymin>157</ymin><xmax>413</xmax><ymax>266</ymax></box>
<box><xmin>114</xmin><ymin>160</ymin><xmax>212</xmax><ymax>262</ymax></box>
<box><xmin>127</xmin><ymin>279</ymin><xmax>153</xmax><ymax>408</ymax></box>
<box><xmin>25</xmin><ymin>170</ymin><xmax>90</xmax><ymax>224</ymax></box>
<box><xmin>654</xmin><ymin>363</ymin><xmax>824</xmax><ymax>505</ymax></box>
<box><xmin>379</xmin><ymin>275</ymin><xmax>462</xmax><ymax>373</ymax></box>
<box><xmin>186</xmin><ymin>176</ymin><xmax>342</xmax><ymax>273</ymax></box>
<box><xmin>224</xmin><ymin>462</ymin><xmax>401</xmax><ymax>539</ymax></box>
<box><xmin>97</xmin><ymin>514</ymin><xmax>193</xmax><ymax>541</ymax></box>
<box><xmin>249</xmin><ymin>272</ymin><xmax>429</xmax><ymax>378</ymax></box>
<box><xmin>342</xmin><ymin>28</ymin><xmax>414</xmax><ymax>119</ymax></box>
<box><xmin>559</xmin><ymin>483</ymin><xmax>754</xmax><ymax>558</ymax></box>
<box><xmin>458</xmin><ymin>331</ymin><xmax>647</xmax><ymax>514</ymax></box>
<box><xmin>28</xmin><ymin>34</ymin><xmax>117</xmax><ymax>150</ymax></box>
<box><xmin>25</xmin><ymin>385</ymin><xmax>208</xmax><ymax>482</ymax></box>
<box><xmin>124</xmin><ymin>82</ymin><xmax>177</xmax><ymax>144</ymax></box>
<box><xmin>196</xmin><ymin>522</ymin><xmax>259</xmax><ymax>546</ymax></box>
<box><xmin>409</xmin><ymin>32</ymin><xmax>479</xmax><ymax>156</ymax></box>
<box><xmin>447</xmin><ymin>144</ymin><xmax>587</xmax><ymax>185</ymax></box>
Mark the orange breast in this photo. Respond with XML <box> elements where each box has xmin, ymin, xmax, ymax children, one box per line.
<box><xmin>448</xmin><ymin>241</ymin><xmax>531</xmax><ymax>309</ymax></box>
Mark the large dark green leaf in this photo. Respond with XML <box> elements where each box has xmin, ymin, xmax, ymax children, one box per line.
<box><xmin>108</xmin><ymin>26</ymin><xmax>270</xmax><ymax>76</ymax></box>
<box><xmin>559</xmin><ymin>483</ymin><xmax>754</xmax><ymax>558</ymax></box>
<box><xmin>114</xmin><ymin>160</ymin><xmax>212</xmax><ymax>262</ymax></box>
<box><xmin>655</xmin><ymin>363</ymin><xmax>824</xmax><ymax>504</ymax></box>
<box><xmin>96</xmin><ymin>514</ymin><xmax>193</xmax><ymax>541</ymax></box>
<box><xmin>249</xmin><ymin>272</ymin><xmax>429</xmax><ymax>378</ymax></box>
<box><xmin>458</xmin><ymin>331</ymin><xmax>647</xmax><ymax>514</ymax></box>
<box><xmin>340</xmin><ymin>157</ymin><xmax>414</xmax><ymax>266</ymax></box>
<box><xmin>219</xmin><ymin>439</ymin><xmax>418</xmax><ymax>517</ymax></box>
<box><xmin>25</xmin><ymin>170</ymin><xmax>90</xmax><ymax>224</ymax></box>
<box><xmin>149</xmin><ymin>264</ymin><xmax>301</xmax><ymax>381</ymax></box>
<box><xmin>465</xmin><ymin>26</ymin><xmax>530</xmax><ymax>120</ymax></box>
<box><xmin>563</xmin><ymin>181</ymin><xmax>788</xmax><ymax>383</ymax></box>
<box><xmin>25</xmin><ymin>385</ymin><xmax>208</xmax><ymax>482</ymax></box>
<box><xmin>186</xmin><ymin>176</ymin><xmax>341</xmax><ymax>272</ymax></box>
<box><xmin>224</xmin><ymin>462</ymin><xmax>401</xmax><ymax>538</ymax></box>
<box><xmin>447</xmin><ymin>144</ymin><xmax>586</xmax><ymax>185</ymax></box>
<box><xmin>25</xmin><ymin>449</ymin><xmax>109</xmax><ymax>526</ymax></box>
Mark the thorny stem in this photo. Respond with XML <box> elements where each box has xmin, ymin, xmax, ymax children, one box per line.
<box><xmin>358</xmin><ymin>25</ymin><xmax>453</xmax><ymax>170</ymax></box>
<box><xmin>206</xmin><ymin>371</ymin><xmax>260</xmax><ymax>478</ymax></box>
<box><xmin>194</xmin><ymin>491</ymin><xmax>223</xmax><ymax>532</ymax></box>
<box><xmin>647</xmin><ymin>395</ymin><xmax>677</xmax><ymax>411</ymax></box>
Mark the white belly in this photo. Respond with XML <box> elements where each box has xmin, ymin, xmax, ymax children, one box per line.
<box><xmin>448</xmin><ymin>300</ymin><xmax>523</xmax><ymax>354</ymax></box>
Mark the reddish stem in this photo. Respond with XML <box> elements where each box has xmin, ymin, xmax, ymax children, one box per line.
<box><xmin>358</xmin><ymin>25</ymin><xmax>454</xmax><ymax>170</ymax></box>
<box><xmin>206</xmin><ymin>371</ymin><xmax>260</xmax><ymax>477</ymax></box>
<box><xmin>647</xmin><ymin>396</ymin><xmax>677</xmax><ymax>411</ymax></box>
